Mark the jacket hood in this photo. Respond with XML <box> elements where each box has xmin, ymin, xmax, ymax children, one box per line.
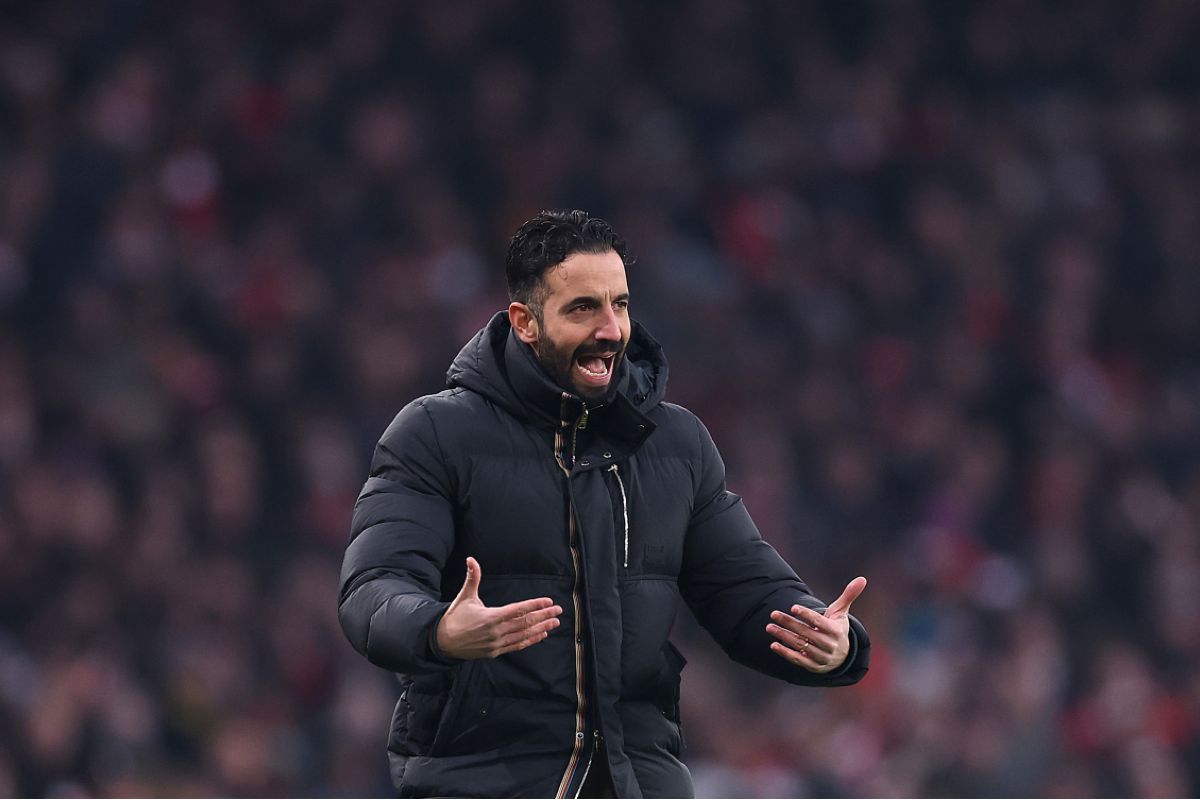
<box><xmin>446</xmin><ymin>311</ymin><xmax>669</xmax><ymax>428</ymax></box>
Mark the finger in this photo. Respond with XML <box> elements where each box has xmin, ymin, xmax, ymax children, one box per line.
<box><xmin>825</xmin><ymin>576</ymin><xmax>867</xmax><ymax>617</ymax></box>
<box><xmin>767</xmin><ymin>618</ymin><xmax>835</xmax><ymax>656</ymax></box>
<box><xmin>496</xmin><ymin>616</ymin><xmax>561</xmax><ymax>647</ymax></box>
<box><xmin>492</xmin><ymin>621</ymin><xmax>559</xmax><ymax>656</ymax></box>
<box><xmin>492</xmin><ymin>632</ymin><xmax>547</xmax><ymax>657</ymax></box>
<box><xmin>770</xmin><ymin>640</ymin><xmax>831</xmax><ymax>672</ymax></box>
<box><xmin>495</xmin><ymin>605</ymin><xmax>563</xmax><ymax>636</ymax></box>
<box><xmin>783</xmin><ymin>606</ymin><xmax>848</xmax><ymax>652</ymax></box>
<box><xmin>768</xmin><ymin>615</ymin><xmax>836</xmax><ymax>655</ymax></box>
<box><xmin>494</xmin><ymin>597</ymin><xmax>558</xmax><ymax>620</ymax></box>
<box><xmin>781</xmin><ymin>606</ymin><xmax>837</xmax><ymax>639</ymax></box>
<box><xmin>458</xmin><ymin>556</ymin><xmax>482</xmax><ymax>600</ymax></box>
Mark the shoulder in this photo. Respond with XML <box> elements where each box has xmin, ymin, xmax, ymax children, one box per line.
<box><xmin>381</xmin><ymin>388</ymin><xmax>530</xmax><ymax>461</ymax></box>
<box><xmin>646</xmin><ymin>400</ymin><xmax>694</xmax><ymax>421</ymax></box>
<box><xmin>644</xmin><ymin>401</ymin><xmax>714</xmax><ymax>457</ymax></box>
<box><xmin>649</xmin><ymin>401</ymin><xmax>707</xmax><ymax>434</ymax></box>
<box><xmin>411</xmin><ymin>387</ymin><xmax>478</xmax><ymax>418</ymax></box>
<box><xmin>380</xmin><ymin>388</ymin><xmax>477</xmax><ymax>442</ymax></box>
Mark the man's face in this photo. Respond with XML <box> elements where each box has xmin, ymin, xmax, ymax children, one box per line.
<box><xmin>514</xmin><ymin>250</ymin><xmax>631</xmax><ymax>402</ymax></box>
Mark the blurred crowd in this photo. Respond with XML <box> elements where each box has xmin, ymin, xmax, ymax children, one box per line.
<box><xmin>2</xmin><ymin>0</ymin><xmax>1200</xmax><ymax>796</ymax></box>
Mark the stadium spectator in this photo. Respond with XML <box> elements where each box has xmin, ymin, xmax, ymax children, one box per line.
<box><xmin>1</xmin><ymin>1</ymin><xmax>1199</xmax><ymax>796</ymax></box>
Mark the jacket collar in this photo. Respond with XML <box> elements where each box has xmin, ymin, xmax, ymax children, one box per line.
<box><xmin>447</xmin><ymin>311</ymin><xmax>666</xmax><ymax>449</ymax></box>
<box><xmin>503</xmin><ymin>329</ymin><xmax>655</xmax><ymax>454</ymax></box>
<box><xmin>503</xmin><ymin>328</ymin><xmax>583</xmax><ymax>427</ymax></box>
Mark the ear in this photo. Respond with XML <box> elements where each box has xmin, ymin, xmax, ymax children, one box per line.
<box><xmin>508</xmin><ymin>302</ymin><xmax>540</xmax><ymax>345</ymax></box>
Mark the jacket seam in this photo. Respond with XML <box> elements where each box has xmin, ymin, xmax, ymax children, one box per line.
<box><xmin>418</xmin><ymin>399</ymin><xmax>455</xmax><ymax>493</ymax></box>
<box><xmin>364</xmin><ymin>593</ymin><xmax>394</xmax><ymax>660</ymax></box>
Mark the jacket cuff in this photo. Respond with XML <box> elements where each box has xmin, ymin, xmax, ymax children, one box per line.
<box><xmin>426</xmin><ymin>604</ymin><xmax>463</xmax><ymax>666</ymax></box>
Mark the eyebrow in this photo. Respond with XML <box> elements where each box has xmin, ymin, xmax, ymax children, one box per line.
<box><xmin>559</xmin><ymin>292</ymin><xmax>630</xmax><ymax>311</ymax></box>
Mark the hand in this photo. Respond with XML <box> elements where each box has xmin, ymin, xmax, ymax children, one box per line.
<box><xmin>436</xmin><ymin>557</ymin><xmax>563</xmax><ymax>660</ymax></box>
<box><xmin>766</xmin><ymin>576</ymin><xmax>866</xmax><ymax>674</ymax></box>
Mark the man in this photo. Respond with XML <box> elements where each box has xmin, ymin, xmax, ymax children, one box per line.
<box><xmin>339</xmin><ymin>210</ymin><xmax>870</xmax><ymax>798</ymax></box>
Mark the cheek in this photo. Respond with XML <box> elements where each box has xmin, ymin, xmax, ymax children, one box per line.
<box><xmin>548</xmin><ymin>320</ymin><xmax>589</xmax><ymax>349</ymax></box>
<box><xmin>541</xmin><ymin>324</ymin><xmax>583</xmax><ymax>360</ymax></box>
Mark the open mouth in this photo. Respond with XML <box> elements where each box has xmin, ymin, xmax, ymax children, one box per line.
<box><xmin>575</xmin><ymin>352</ymin><xmax>617</xmax><ymax>385</ymax></box>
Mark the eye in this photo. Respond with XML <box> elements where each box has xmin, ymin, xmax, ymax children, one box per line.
<box><xmin>614</xmin><ymin>300</ymin><xmax>629</xmax><ymax>310</ymax></box>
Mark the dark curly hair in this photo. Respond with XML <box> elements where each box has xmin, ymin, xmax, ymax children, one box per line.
<box><xmin>505</xmin><ymin>210</ymin><xmax>633</xmax><ymax>321</ymax></box>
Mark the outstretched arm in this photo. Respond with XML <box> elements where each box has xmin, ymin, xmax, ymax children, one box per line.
<box><xmin>339</xmin><ymin>401</ymin><xmax>561</xmax><ymax>673</ymax></box>
<box><xmin>678</xmin><ymin>416</ymin><xmax>870</xmax><ymax>687</ymax></box>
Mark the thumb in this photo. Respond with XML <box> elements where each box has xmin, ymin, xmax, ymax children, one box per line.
<box><xmin>826</xmin><ymin>576</ymin><xmax>867</xmax><ymax>618</ymax></box>
<box><xmin>457</xmin><ymin>556</ymin><xmax>482</xmax><ymax>601</ymax></box>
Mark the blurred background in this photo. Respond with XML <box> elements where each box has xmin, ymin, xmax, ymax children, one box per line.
<box><xmin>2</xmin><ymin>0</ymin><xmax>1199</xmax><ymax>796</ymax></box>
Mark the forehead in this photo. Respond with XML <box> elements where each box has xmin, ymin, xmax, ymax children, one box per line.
<box><xmin>544</xmin><ymin>250</ymin><xmax>628</xmax><ymax>298</ymax></box>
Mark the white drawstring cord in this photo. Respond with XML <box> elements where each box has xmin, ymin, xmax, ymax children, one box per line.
<box><xmin>608</xmin><ymin>464</ymin><xmax>629</xmax><ymax>568</ymax></box>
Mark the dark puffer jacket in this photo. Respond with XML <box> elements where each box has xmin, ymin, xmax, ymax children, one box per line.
<box><xmin>339</xmin><ymin>312</ymin><xmax>870</xmax><ymax>798</ymax></box>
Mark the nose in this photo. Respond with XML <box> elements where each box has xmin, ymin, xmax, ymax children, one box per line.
<box><xmin>595</xmin><ymin>304</ymin><xmax>622</xmax><ymax>343</ymax></box>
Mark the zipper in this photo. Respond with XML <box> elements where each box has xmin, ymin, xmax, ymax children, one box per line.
<box><xmin>554</xmin><ymin>508</ymin><xmax>588</xmax><ymax>799</ymax></box>
<box><xmin>554</xmin><ymin>394</ymin><xmax>590</xmax><ymax>799</ymax></box>
<box><xmin>607</xmin><ymin>464</ymin><xmax>629</xmax><ymax>568</ymax></box>
<box><xmin>573</xmin><ymin>730</ymin><xmax>602</xmax><ymax>798</ymax></box>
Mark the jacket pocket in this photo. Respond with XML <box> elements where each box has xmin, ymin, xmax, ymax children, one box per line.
<box><xmin>428</xmin><ymin>659</ymin><xmax>487</xmax><ymax>757</ymax></box>
<box><xmin>389</xmin><ymin>682</ymin><xmax>412</xmax><ymax>752</ymax></box>
<box><xmin>663</xmin><ymin>642</ymin><xmax>686</xmax><ymax>721</ymax></box>
<box><xmin>402</xmin><ymin>670</ymin><xmax>454</xmax><ymax>753</ymax></box>
<box><xmin>664</xmin><ymin>642</ymin><xmax>687</xmax><ymax>754</ymax></box>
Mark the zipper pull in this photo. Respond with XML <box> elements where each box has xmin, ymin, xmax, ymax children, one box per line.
<box><xmin>578</xmin><ymin>407</ymin><xmax>588</xmax><ymax>430</ymax></box>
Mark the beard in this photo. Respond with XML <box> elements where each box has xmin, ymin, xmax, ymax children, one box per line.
<box><xmin>533</xmin><ymin>329</ymin><xmax>627</xmax><ymax>404</ymax></box>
